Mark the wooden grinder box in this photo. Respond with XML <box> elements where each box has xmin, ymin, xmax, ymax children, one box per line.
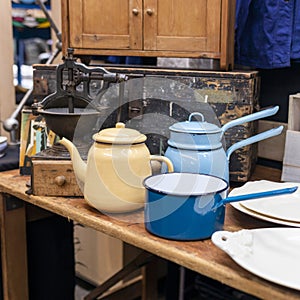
<box><xmin>29</xmin><ymin>65</ymin><xmax>260</xmax><ymax>196</ymax></box>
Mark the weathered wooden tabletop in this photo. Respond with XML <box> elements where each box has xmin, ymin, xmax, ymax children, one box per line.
<box><xmin>0</xmin><ymin>166</ymin><xmax>299</xmax><ymax>300</ymax></box>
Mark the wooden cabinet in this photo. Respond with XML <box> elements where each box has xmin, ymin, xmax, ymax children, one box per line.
<box><xmin>61</xmin><ymin>0</ymin><xmax>235</xmax><ymax>69</ymax></box>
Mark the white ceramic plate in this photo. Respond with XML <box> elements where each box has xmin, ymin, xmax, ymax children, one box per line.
<box><xmin>12</xmin><ymin>0</ymin><xmax>47</xmax><ymax>3</ymax></box>
<box><xmin>212</xmin><ymin>228</ymin><xmax>300</xmax><ymax>290</ymax></box>
<box><xmin>0</xmin><ymin>136</ymin><xmax>7</xmax><ymax>144</ymax></box>
<box><xmin>229</xmin><ymin>180</ymin><xmax>300</xmax><ymax>223</ymax></box>
<box><xmin>231</xmin><ymin>201</ymin><xmax>300</xmax><ymax>227</ymax></box>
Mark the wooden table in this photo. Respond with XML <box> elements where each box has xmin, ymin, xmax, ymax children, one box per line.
<box><xmin>0</xmin><ymin>166</ymin><xmax>299</xmax><ymax>300</ymax></box>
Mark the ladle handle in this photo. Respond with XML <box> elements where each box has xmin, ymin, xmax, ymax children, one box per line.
<box><xmin>221</xmin><ymin>106</ymin><xmax>279</xmax><ymax>136</ymax></box>
<box><xmin>215</xmin><ymin>186</ymin><xmax>298</xmax><ymax>209</ymax></box>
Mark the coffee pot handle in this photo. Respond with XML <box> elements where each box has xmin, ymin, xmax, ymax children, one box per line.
<box><xmin>226</xmin><ymin>126</ymin><xmax>283</xmax><ymax>160</ymax></box>
<box><xmin>150</xmin><ymin>155</ymin><xmax>174</xmax><ymax>172</ymax></box>
<box><xmin>221</xmin><ymin>106</ymin><xmax>279</xmax><ymax>136</ymax></box>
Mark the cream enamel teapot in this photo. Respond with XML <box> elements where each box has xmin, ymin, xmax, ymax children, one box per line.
<box><xmin>59</xmin><ymin>122</ymin><xmax>174</xmax><ymax>213</ymax></box>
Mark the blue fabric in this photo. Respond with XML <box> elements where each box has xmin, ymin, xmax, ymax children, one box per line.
<box><xmin>107</xmin><ymin>56</ymin><xmax>144</xmax><ymax>64</ymax></box>
<box><xmin>235</xmin><ymin>0</ymin><xmax>300</xmax><ymax>69</ymax></box>
<box><xmin>292</xmin><ymin>0</ymin><xmax>300</xmax><ymax>59</ymax></box>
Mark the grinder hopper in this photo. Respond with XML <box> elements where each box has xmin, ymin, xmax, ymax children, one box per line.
<box><xmin>32</xmin><ymin>49</ymin><xmax>126</xmax><ymax>157</ymax></box>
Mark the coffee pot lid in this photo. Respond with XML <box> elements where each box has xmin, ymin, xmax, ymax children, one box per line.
<box><xmin>169</xmin><ymin>112</ymin><xmax>221</xmax><ymax>134</ymax></box>
<box><xmin>93</xmin><ymin>123</ymin><xmax>147</xmax><ymax>144</ymax></box>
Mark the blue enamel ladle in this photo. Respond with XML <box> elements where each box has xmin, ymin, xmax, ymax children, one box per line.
<box><xmin>214</xmin><ymin>186</ymin><xmax>298</xmax><ymax>209</ymax></box>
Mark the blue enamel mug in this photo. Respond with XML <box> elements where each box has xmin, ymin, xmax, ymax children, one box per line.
<box><xmin>143</xmin><ymin>172</ymin><xmax>228</xmax><ymax>241</ymax></box>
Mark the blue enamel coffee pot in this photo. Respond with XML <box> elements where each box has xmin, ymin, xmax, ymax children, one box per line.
<box><xmin>163</xmin><ymin>106</ymin><xmax>283</xmax><ymax>182</ymax></box>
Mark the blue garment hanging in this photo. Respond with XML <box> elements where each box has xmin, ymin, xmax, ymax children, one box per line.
<box><xmin>107</xmin><ymin>56</ymin><xmax>144</xmax><ymax>65</ymax></box>
<box><xmin>235</xmin><ymin>0</ymin><xmax>300</xmax><ymax>69</ymax></box>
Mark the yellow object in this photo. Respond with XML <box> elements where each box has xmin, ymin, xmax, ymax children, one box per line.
<box><xmin>37</xmin><ymin>21</ymin><xmax>51</xmax><ymax>28</ymax></box>
<box><xmin>59</xmin><ymin>123</ymin><xmax>173</xmax><ymax>213</ymax></box>
<box><xmin>93</xmin><ymin>122</ymin><xmax>146</xmax><ymax>144</ymax></box>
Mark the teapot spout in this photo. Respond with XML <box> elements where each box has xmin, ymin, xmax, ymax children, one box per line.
<box><xmin>59</xmin><ymin>138</ymin><xmax>87</xmax><ymax>184</ymax></box>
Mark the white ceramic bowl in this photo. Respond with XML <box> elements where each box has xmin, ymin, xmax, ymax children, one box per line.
<box><xmin>0</xmin><ymin>136</ymin><xmax>8</xmax><ymax>158</ymax></box>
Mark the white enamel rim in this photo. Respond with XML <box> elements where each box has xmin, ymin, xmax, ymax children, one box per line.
<box><xmin>143</xmin><ymin>173</ymin><xmax>228</xmax><ymax>197</ymax></box>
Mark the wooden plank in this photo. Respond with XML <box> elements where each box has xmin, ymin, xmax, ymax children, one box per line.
<box><xmin>81</xmin><ymin>35</ymin><xmax>131</xmax><ymax>50</ymax></box>
<box><xmin>206</xmin><ymin>0</ymin><xmax>221</xmax><ymax>53</ymax></box>
<box><xmin>50</xmin><ymin>0</ymin><xmax>63</xmax><ymax>64</ymax></box>
<box><xmin>282</xmin><ymin>165</ymin><xmax>300</xmax><ymax>183</ymax></box>
<box><xmin>143</xmin><ymin>0</ymin><xmax>157</xmax><ymax>50</ymax></box>
<box><xmin>0</xmin><ymin>0</ymin><xmax>15</xmax><ymax>138</ymax></box>
<box><xmin>99</xmin><ymin>276</ymin><xmax>142</xmax><ymax>300</ymax></box>
<box><xmin>257</xmin><ymin>120</ymin><xmax>287</xmax><ymax>162</ymax></box>
<box><xmin>282</xmin><ymin>94</ymin><xmax>300</xmax><ymax>181</ymax></box>
<box><xmin>288</xmin><ymin>93</ymin><xmax>300</xmax><ymax>131</ymax></box>
<box><xmin>61</xmin><ymin>0</ymin><xmax>70</xmax><ymax>56</ymax></box>
<box><xmin>156</xmin><ymin>36</ymin><xmax>208</xmax><ymax>51</ymax></box>
<box><xmin>282</xmin><ymin>130</ymin><xmax>300</xmax><ymax>166</ymax></box>
<box><xmin>220</xmin><ymin>0</ymin><xmax>236</xmax><ymax>70</ymax></box>
<box><xmin>68</xmin><ymin>48</ymin><xmax>222</xmax><ymax>58</ymax></box>
<box><xmin>129</xmin><ymin>0</ymin><xmax>143</xmax><ymax>49</ymax></box>
<box><xmin>0</xmin><ymin>194</ymin><xmax>28</xmax><ymax>300</ymax></box>
<box><xmin>68</xmin><ymin>0</ymin><xmax>83</xmax><ymax>49</ymax></box>
<box><xmin>282</xmin><ymin>130</ymin><xmax>300</xmax><ymax>182</ymax></box>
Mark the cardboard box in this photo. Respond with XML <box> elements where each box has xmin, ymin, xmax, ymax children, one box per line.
<box><xmin>19</xmin><ymin>109</ymin><xmax>58</xmax><ymax>175</ymax></box>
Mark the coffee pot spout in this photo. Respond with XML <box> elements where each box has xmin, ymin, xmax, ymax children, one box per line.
<box><xmin>59</xmin><ymin>138</ymin><xmax>87</xmax><ymax>184</ymax></box>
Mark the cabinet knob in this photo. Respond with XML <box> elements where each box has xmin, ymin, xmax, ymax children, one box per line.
<box><xmin>55</xmin><ymin>175</ymin><xmax>66</xmax><ymax>187</ymax></box>
<box><xmin>132</xmin><ymin>8</ymin><xmax>139</xmax><ymax>15</ymax></box>
<box><xmin>146</xmin><ymin>9</ymin><xmax>153</xmax><ymax>16</ymax></box>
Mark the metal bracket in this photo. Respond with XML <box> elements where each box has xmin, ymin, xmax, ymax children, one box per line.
<box><xmin>129</xmin><ymin>99</ymin><xmax>143</xmax><ymax>119</ymax></box>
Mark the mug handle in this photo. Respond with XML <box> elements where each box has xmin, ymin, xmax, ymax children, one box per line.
<box><xmin>150</xmin><ymin>155</ymin><xmax>174</xmax><ymax>172</ymax></box>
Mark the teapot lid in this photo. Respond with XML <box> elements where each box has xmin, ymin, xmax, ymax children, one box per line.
<box><xmin>170</xmin><ymin>112</ymin><xmax>221</xmax><ymax>134</ymax></box>
<box><xmin>93</xmin><ymin>122</ymin><xmax>147</xmax><ymax>144</ymax></box>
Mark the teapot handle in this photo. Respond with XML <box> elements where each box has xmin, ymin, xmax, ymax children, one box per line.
<box><xmin>150</xmin><ymin>155</ymin><xmax>174</xmax><ymax>172</ymax></box>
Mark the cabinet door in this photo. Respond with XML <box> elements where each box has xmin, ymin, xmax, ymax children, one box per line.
<box><xmin>68</xmin><ymin>0</ymin><xmax>143</xmax><ymax>50</ymax></box>
<box><xmin>144</xmin><ymin>0</ymin><xmax>221</xmax><ymax>53</ymax></box>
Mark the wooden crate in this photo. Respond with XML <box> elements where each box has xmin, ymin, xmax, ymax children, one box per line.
<box><xmin>32</xmin><ymin>65</ymin><xmax>260</xmax><ymax>183</ymax></box>
<box><xmin>282</xmin><ymin>93</ymin><xmax>300</xmax><ymax>182</ymax></box>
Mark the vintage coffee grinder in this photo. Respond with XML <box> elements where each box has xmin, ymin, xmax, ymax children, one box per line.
<box><xmin>28</xmin><ymin>49</ymin><xmax>127</xmax><ymax>196</ymax></box>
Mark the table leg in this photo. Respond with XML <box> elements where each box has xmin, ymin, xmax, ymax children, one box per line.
<box><xmin>141</xmin><ymin>259</ymin><xmax>159</xmax><ymax>300</ymax></box>
<box><xmin>0</xmin><ymin>194</ymin><xmax>28</xmax><ymax>300</ymax></box>
<box><xmin>84</xmin><ymin>251</ymin><xmax>154</xmax><ymax>300</ymax></box>
<box><xmin>16</xmin><ymin>39</ymin><xmax>25</xmax><ymax>86</ymax></box>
